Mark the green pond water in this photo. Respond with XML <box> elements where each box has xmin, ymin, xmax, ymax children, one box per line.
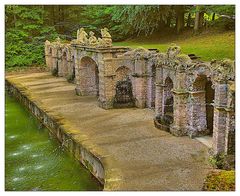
<box><xmin>5</xmin><ymin>94</ymin><xmax>102</xmax><ymax>191</ymax></box>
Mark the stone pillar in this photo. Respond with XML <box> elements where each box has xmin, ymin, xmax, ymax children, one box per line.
<box><xmin>225</xmin><ymin>109</ymin><xmax>235</xmax><ymax>154</ymax></box>
<box><xmin>224</xmin><ymin>81</ymin><xmax>235</xmax><ymax>154</ymax></box>
<box><xmin>170</xmin><ymin>90</ymin><xmax>189</xmax><ymax>136</ymax></box>
<box><xmin>155</xmin><ymin>67</ymin><xmax>163</xmax><ymax>116</ymax></box>
<box><xmin>133</xmin><ymin>58</ymin><xmax>147</xmax><ymax>108</ymax></box>
<box><xmin>212</xmin><ymin>82</ymin><xmax>228</xmax><ymax>154</ymax></box>
<box><xmin>169</xmin><ymin>70</ymin><xmax>189</xmax><ymax>136</ymax></box>
<box><xmin>188</xmin><ymin>90</ymin><xmax>208</xmax><ymax>136</ymax></box>
<box><xmin>134</xmin><ymin>77</ymin><xmax>146</xmax><ymax>108</ymax></box>
<box><xmin>57</xmin><ymin>49</ymin><xmax>64</xmax><ymax>77</ymax></box>
<box><xmin>74</xmin><ymin>50</ymin><xmax>81</xmax><ymax>95</ymax></box>
<box><xmin>97</xmin><ymin>57</ymin><xmax>115</xmax><ymax>109</ymax></box>
<box><xmin>155</xmin><ymin>83</ymin><xmax>164</xmax><ymax>117</ymax></box>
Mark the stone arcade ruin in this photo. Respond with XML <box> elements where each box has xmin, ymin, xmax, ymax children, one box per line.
<box><xmin>45</xmin><ymin>28</ymin><xmax>235</xmax><ymax>156</ymax></box>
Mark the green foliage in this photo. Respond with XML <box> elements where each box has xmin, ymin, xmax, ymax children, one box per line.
<box><xmin>114</xmin><ymin>31</ymin><xmax>234</xmax><ymax>61</ymax></box>
<box><xmin>5</xmin><ymin>5</ymin><xmax>58</xmax><ymax>68</ymax></box>
<box><xmin>202</xmin><ymin>170</ymin><xmax>235</xmax><ymax>191</ymax></box>
<box><xmin>5</xmin><ymin>5</ymin><xmax>235</xmax><ymax>69</ymax></box>
<box><xmin>209</xmin><ymin>153</ymin><xmax>226</xmax><ymax>169</ymax></box>
<box><xmin>111</xmin><ymin>5</ymin><xmax>173</xmax><ymax>37</ymax></box>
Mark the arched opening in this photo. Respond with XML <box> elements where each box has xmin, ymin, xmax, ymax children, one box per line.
<box><xmin>62</xmin><ymin>52</ymin><xmax>68</xmax><ymax>77</ymax></box>
<box><xmin>114</xmin><ymin>66</ymin><xmax>134</xmax><ymax>108</ymax></box>
<box><xmin>163</xmin><ymin>77</ymin><xmax>174</xmax><ymax>125</ymax></box>
<box><xmin>151</xmin><ymin>64</ymin><xmax>156</xmax><ymax>108</ymax></box>
<box><xmin>192</xmin><ymin>75</ymin><xmax>215</xmax><ymax>135</ymax></box>
<box><xmin>79</xmin><ymin>57</ymin><xmax>99</xmax><ymax>96</ymax></box>
<box><xmin>72</xmin><ymin>56</ymin><xmax>75</xmax><ymax>80</ymax></box>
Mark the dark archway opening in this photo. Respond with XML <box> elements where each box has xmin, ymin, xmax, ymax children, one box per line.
<box><xmin>193</xmin><ymin>75</ymin><xmax>215</xmax><ymax>136</ymax></box>
<box><xmin>163</xmin><ymin>77</ymin><xmax>174</xmax><ymax>125</ymax></box>
<box><xmin>79</xmin><ymin>57</ymin><xmax>99</xmax><ymax>96</ymax></box>
<box><xmin>205</xmin><ymin>79</ymin><xmax>215</xmax><ymax>135</ymax></box>
<box><xmin>113</xmin><ymin>66</ymin><xmax>134</xmax><ymax>108</ymax></box>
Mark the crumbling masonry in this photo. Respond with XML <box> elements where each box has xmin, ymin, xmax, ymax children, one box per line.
<box><xmin>45</xmin><ymin>28</ymin><xmax>235</xmax><ymax>156</ymax></box>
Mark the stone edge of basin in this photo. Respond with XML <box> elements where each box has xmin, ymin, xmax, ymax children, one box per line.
<box><xmin>5</xmin><ymin>77</ymin><xmax>123</xmax><ymax>191</ymax></box>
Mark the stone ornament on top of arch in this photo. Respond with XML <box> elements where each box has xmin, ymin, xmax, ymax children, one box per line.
<box><xmin>72</xmin><ymin>27</ymin><xmax>113</xmax><ymax>48</ymax></box>
<box><xmin>154</xmin><ymin>44</ymin><xmax>192</xmax><ymax>70</ymax></box>
<box><xmin>120</xmin><ymin>47</ymin><xmax>156</xmax><ymax>60</ymax></box>
<box><xmin>210</xmin><ymin>59</ymin><xmax>235</xmax><ymax>82</ymax></box>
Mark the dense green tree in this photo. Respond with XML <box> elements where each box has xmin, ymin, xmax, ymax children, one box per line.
<box><xmin>5</xmin><ymin>5</ymin><xmax>58</xmax><ymax>68</ymax></box>
<box><xmin>5</xmin><ymin>5</ymin><xmax>235</xmax><ymax>68</ymax></box>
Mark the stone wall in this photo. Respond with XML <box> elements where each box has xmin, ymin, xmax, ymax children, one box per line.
<box><xmin>45</xmin><ymin>38</ymin><xmax>235</xmax><ymax>156</ymax></box>
<box><xmin>5</xmin><ymin>80</ymin><xmax>105</xmax><ymax>185</ymax></box>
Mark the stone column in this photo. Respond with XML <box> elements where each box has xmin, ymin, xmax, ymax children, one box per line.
<box><xmin>155</xmin><ymin>67</ymin><xmax>163</xmax><ymax>117</ymax></box>
<box><xmin>188</xmin><ymin>90</ymin><xmax>208</xmax><ymax>136</ymax></box>
<box><xmin>134</xmin><ymin>76</ymin><xmax>147</xmax><ymax>108</ymax></box>
<box><xmin>225</xmin><ymin>109</ymin><xmax>235</xmax><ymax>154</ymax></box>
<box><xmin>212</xmin><ymin>82</ymin><xmax>228</xmax><ymax>154</ymax></box>
<box><xmin>170</xmin><ymin>90</ymin><xmax>189</xmax><ymax>136</ymax></box>
<box><xmin>74</xmin><ymin>50</ymin><xmax>81</xmax><ymax>95</ymax></box>
<box><xmin>169</xmin><ymin>70</ymin><xmax>189</xmax><ymax>136</ymax></box>
<box><xmin>133</xmin><ymin>58</ymin><xmax>147</xmax><ymax>108</ymax></box>
<box><xmin>224</xmin><ymin>81</ymin><xmax>235</xmax><ymax>155</ymax></box>
<box><xmin>57</xmin><ymin>49</ymin><xmax>63</xmax><ymax>77</ymax></box>
<box><xmin>155</xmin><ymin>83</ymin><xmax>164</xmax><ymax>117</ymax></box>
<box><xmin>98</xmin><ymin>76</ymin><xmax>115</xmax><ymax>109</ymax></box>
<box><xmin>97</xmin><ymin>58</ymin><xmax>115</xmax><ymax>109</ymax></box>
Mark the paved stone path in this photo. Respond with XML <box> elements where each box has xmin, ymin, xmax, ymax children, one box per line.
<box><xmin>6</xmin><ymin>72</ymin><xmax>213</xmax><ymax>191</ymax></box>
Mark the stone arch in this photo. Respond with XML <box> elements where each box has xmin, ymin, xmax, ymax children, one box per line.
<box><xmin>188</xmin><ymin>74</ymin><xmax>215</xmax><ymax>136</ymax></box>
<box><xmin>78</xmin><ymin>56</ymin><xmax>99</xmax><ymax>96</ymax></box>
<box><xmin>115</xmin><ymin>66</ymin><xmax>132</xmax><ymax>81</ymax></box>
<box><xmin>163</xmin><ymin>73</ymin><xmax>175</xmax><ymax>89</ymax></box>
<box><xmin>188</xmin><ymin>63</ymin><xmax>215</xmax><ymax>90</ymax></box>
<box><xmin>113</xmin><ymin>66</ymin><xmax>134</xmax><ymax>107</ymax></box>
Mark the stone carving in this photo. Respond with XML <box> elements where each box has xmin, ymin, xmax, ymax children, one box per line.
<box><xmin>167</xmin><ymin>44</ymin><xmax>181</xmax><ymax>58</ymax></box>
<box><xmin>211</xmin><ymin>59</ymin><xmax>235</xmax><ymax>81</ymax></box>
<box><xmin>77</xmin><ymin>28</ymin><xmax>88</xmax><ymax>45</ymax></box>
<box><xmin>122</xmin><ymin>47</ymin><xmax>155</xmax><ymax>60</ymax></box>
<box><xmin>88</xmin><ymin>31</ymin><xmax>98</xmax><ymax>46</ymax></box>
<box><xmin>99</xmin><ymin>27</ymin><xmax>112</xmax><ymax>47</ymax></box>
<box><xmin>45</xmin><ymin>40</ymin><xmax>51</xmax><ymax>45</ymax></box>
<box><xmin>71</xmin><ymin>27</ymin><xmax>114</xmax><ymax>47</ymax></box>
<box><xmin>154</xmin><ymin>44</ymin><xmax>192</xmax><ymax>70</ymax></box>
<box><xmin>55</xmin><ymin>37</ymin><xmax>61</xmax><ymax>44</ymax></box>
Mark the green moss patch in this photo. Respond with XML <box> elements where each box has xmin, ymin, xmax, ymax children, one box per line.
<box><xmin>203</xmin><ymin>170</ymin><xmax>235</xmax><ymax>191</ymax></box>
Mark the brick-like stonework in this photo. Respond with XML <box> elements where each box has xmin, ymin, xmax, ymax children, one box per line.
<box><xmin>45</xmin><ymin>35</ymin><xmax>235</xmax><ymax>156</ymax></box>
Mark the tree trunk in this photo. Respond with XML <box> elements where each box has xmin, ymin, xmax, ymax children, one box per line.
<box><xmin>194</xmin><ymin>11</ymin><xmax>200</xmax><ymax>33</ymax></box>
<box><xmin>199</xmin><ymin>11</ymin><xmax>204</xmax><ymax>28</ymax></box>
<box><xmin>194</xmin><ymin>9</ymin><xmax>204</xmax><ymax>33</ymax></box>
<box><xmin>176</xmin><ymin>6</ymin><xmax>185</xmax><ymax>34</ymax></box>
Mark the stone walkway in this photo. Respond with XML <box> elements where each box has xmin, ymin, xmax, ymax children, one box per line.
<box><xmin>6</xmin><ymin>72</ymin><xmax>213</xmax><ymax>191</ymax></box>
